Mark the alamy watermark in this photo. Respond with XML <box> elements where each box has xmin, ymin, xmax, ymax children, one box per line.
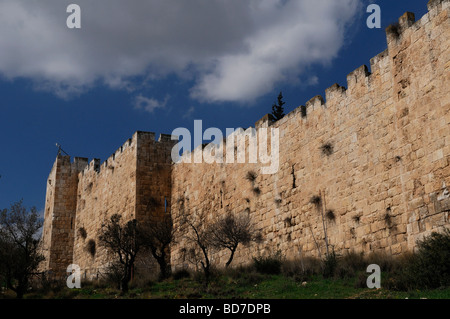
<box><xmin>171</xmin><ymin>120</ymin><xmax>280</xmax><ymax>175</ymax></box>
<box><xmin>367</xmin><ymin>4</ymin><xmax>381</xmax><ymax>29</ymax></box>
<box><xmin>66</xmin><ymin>4</ymin><xmax>382</xmax><ymax>30</ymax></box>
<box><xmin>366</xmin><ymin>264</ymin><xmax>381</xmax><ymax>289</ymax></box>
<box><xmin>66</xmin><ymin>4</ymin><xmax>81</xmax><ymax>29</ymax></box>
<box><xmin>66</xmin><ymin>264</ymin><xmax>81</xmax><ymax>289</ymax></box>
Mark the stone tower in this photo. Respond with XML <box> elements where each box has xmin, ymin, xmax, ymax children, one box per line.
<box><xmin>40</xmin><ymin>155</ymin><xmax>88</xmax><ymax>279</ymax></box>
<box><xmin>40</xmin><ymin>132</ymin><xmax>177</xmax><ymax>279</ymax></box>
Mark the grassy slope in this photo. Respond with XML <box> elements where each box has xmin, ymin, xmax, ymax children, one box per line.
<box><xmin>18</xmin><ymin>274</ymin><xmax>450</xmax><ymax>300</ymax></box>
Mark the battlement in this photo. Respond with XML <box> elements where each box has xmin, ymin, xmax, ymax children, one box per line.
<box><xmin>181</xmin><ymin>0</ymin><xmax>446</xmax><ymax>162</ymax></box>
<box><xmin>251</xmin><ymin>0</ymin><xmax>449</xmax><ymax>135</ymax></box>
<box><xmin>369</xmin><ymin>49</ymin><xmax>389</xmax><ymax>74</ymax></box>
<box><xmin>78</xmin><ymin>131</ymin><xmax>178</xmax><ymax>176</ymax></box>
<box><xmin>428</xmin><ymin>0</ymin><xmax>450</xmax><ymax>15</ymax></box>
<box><xmin>176</xmin><ymin>0</ymin><xmax>447</xmax><ymax>163</ymax></box>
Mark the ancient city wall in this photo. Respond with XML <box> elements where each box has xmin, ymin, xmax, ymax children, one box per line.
<box><xmin>40</xmin><ymin>0</ymin><xmax>450</xmax><ymax>278</ymax></box>
<box><xmin>170</xmin><ymin>1</ymin><xmax>450</xmax><ymax>270</ymax></box>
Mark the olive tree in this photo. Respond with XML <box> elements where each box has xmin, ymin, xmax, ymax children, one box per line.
<box><xmin>209</xmin><ymin>212</ymin><xmax>261</xmax><ymax>267</ymax></box>
<box><xmin>141</xmin><ymin>213</ymin><xmax>175</xmax><ymax>280</ymax></box>
<box><xmin>0</xmin><ymin>201</ymin><xmax>44</xmax><ymax>299</ymax></box>
<box><xmin>98</xmin><ymin>214</ymin><xmax>145</xmax><ymax>293</ymax></box>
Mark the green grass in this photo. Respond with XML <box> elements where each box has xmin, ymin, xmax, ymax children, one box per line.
<box><xmin>11</xmin><ymin>273</ymin><xmax>449</xmax><ymax>300</ymax></box>
<box><xmin>5</xmin><ymin>231</ymin><xmax>450</xmax><ymax>300</ymax></box>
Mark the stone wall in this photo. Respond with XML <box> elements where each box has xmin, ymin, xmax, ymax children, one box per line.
<box><xmin>40</xmin><ymin>0</ymin><xmax>450</xmax><ymax>278</ymax></box>
<box><xmin>169</xmin><ymin>1</ymin><xmax>450</xmax><ymax>270</ymax></box>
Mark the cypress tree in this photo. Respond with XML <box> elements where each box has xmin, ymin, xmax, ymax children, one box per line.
<box><xmin>270</xmin><ymin>91</ymin><xmax>286</xmax><ymax>122</ymax></box>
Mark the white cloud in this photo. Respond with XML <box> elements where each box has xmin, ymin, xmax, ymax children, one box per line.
<box><xmin>182</xmin><ymin>106</ymin><xmax>196</xmax><ymax>119</ymax></box>
<box><xmin>307</xmin><ymin>76</ymin><xmax>319</xmax><ymax>86</ymax></box>
<box><xmin>191</xmin><ymin>0</ymin><xmax>361</xmax><ymax>102</ymax></box>
<box><xmin>134</xmin><ymin>95</ymin><xmax>169</xmax><ymax>113</ymax></box>
<box><xmin>0</xmin><ymin>0</ymin><xmax>361</xmax><ymax>103</ymax></box>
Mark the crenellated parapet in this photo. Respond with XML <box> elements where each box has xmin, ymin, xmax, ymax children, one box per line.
<box><xmin>252</xmin><ymin>0</ymin><xmax>449</xmax><ymax>131</ymax></box>
<box><xmin>79</xmin><ymin>131</ymin><xmax>177</xmax><ymax>177</ymax></box>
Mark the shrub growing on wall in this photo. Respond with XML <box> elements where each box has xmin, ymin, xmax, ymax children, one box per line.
<box><xmin>86</xmin><ymin>239</ymin><xmax>96</xmax><ymax>257</ymax></box>
<box><xmin>78</xmin><ymin>227</ymin><xmax>87</xmax><ymax>239</ymax></box>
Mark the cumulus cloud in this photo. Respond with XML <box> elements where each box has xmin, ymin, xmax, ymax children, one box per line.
<box><xmin>0</xmin><ymin>0</ymin><xmax>361</xmax><ymax>103</ymax></box>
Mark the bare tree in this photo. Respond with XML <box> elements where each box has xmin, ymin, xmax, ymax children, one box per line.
<box><xmin>98</xmin><ymin>214</ymin><xmax>145</xmax><ymax>293</ymax></box>
<box><xmin>210</xmin><ymin>212</ymin><xmax>261</xmax><ymax>268</ymax></box>
<box><xmin>0</xmin><ymin>201</ymin><xmax>44</xmax><ymax>299</ymax></box>
<box><xmin>181</xmin><ymin>212</ymin><xmax>213</xmax><ymax>281</ymax></box>
<box><xmin>141</xmin><ymin>213</ymin><xmax>174</xmax><ymax>280</ymax></box>
<box><xmin>310</xmin><ymin>192</ymin><xmax>330</xmax><ymax>258</ymax></box>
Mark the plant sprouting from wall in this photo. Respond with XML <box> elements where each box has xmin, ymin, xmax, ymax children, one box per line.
<box><xmin>246</xmin><ymin>171</ymin><xmax>257</xmax><ymax>183</ymax></box>
<box><xmin>386</xmin><ymin>22</ymin><xmax>401</xmax><ymax>38</ymax></box>
<box><xmin>352</xmin><ymin>215</ymin><xmax>361</xmax><ymax>224</ymax></box>
<box><xmin>326</xmin><ymin>210</ymin><xmax>336</xmax><ymax>222</ymax></box>
<box><xmin>86</xmin><ymin>239</ymin><xmax>96</xmax><ymax>257</ymax></box>
<box><xmin>320</xmin><ymin>142</ymin><xmax>334</xmax><ymax>156</ymax></box>
<box><xmin>275</xmin><ymin>197</ymin><xmax>282</xmax><ymax>207</ymax></box>
<box><xmin>284</xmin><ymin>216</ymin><xmax>293</xmax><ymax>227</ymax></box>
<box><xmin>246</xmin><ymin>171</ymin><xmax>261</xmax><ymax>196</ymax></box>
<box><xmin>309</xmin><ymin>192</ymin><xmax>331</xmax><ymax>260</ymax></box>
<box><xmin>78</xmin><ymin>227</ymin><xmax>87</xmax><ymax>239</ymax></box>
<box><xmin>310</xmin><ymin>195</ymin><xmax>322</xmax><ymax>206</ymax></box>
<box><xmin>384</xmin><ymin>212</ymin><xmax>392</xmax><ymax>228</ymax></box>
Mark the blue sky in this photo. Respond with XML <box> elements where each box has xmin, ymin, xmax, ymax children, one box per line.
<box><xmin>0</xmin><ymin>0</ymin><xmax>429</xmax><ymax>213</ymax></box>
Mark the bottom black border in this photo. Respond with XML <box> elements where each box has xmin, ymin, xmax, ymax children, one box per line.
<box><xmin>0</xmin><ymin>298</ymin><xmax>441</xmax><ymax>317</ymax></box>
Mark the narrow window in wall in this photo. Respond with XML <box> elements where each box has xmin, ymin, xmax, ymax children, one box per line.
<box><xmin>164</xmin><ymin>197</ymin><xmax>167</xmax><ymax>212</ymax></box>
<box><xmin>220</xmin><ymin>189</ymin><xmax>223</xmax><ymax>208</ymax></box>
<box><xmin>70</xmin><ymin>217</ymin><xmax>73</xmax><ymax>229</ymax></box>
<box><xmin>301</xmin><ymin>105</ymin><xmax>307</xmax><ymax>118</ymax></box>
<box><xmin>291</xmin><ymin>165</ymin><xmax>296</xmax><ymax>189</ymax></box>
